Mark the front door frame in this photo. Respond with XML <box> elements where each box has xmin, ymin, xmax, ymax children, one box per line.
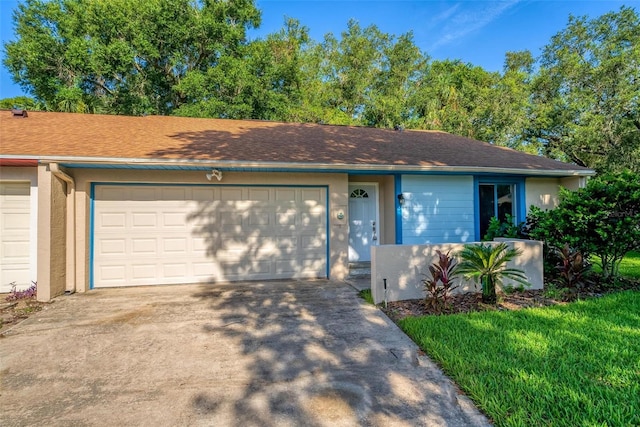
<box><xmin>348</xmin><ymin>182</ymin><xmax>380</xmax><ymax>262</ymax></box>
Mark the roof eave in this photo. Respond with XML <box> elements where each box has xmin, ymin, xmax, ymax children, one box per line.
<box><xmin>1</xmin><ymin>154</ymin><xmax>597</xmax><ymax>177</ymax></box>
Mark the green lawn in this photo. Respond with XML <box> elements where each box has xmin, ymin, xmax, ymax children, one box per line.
<box><xmin>398</xmin><ymin>291</ymin><xmax>640</xmax><ymax>426</ymax></box>
<box><xmin>615</xmin><ymin>251</ymin><xmax>640</xmax><ymax>279</ymax></box>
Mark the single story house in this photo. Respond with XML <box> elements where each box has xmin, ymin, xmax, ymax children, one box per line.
<box><xmin>0</xmin><ymin>110</ymin><xmax>594</xmax><ymax>301</ymax></box>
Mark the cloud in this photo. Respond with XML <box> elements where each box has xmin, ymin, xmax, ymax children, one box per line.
<box><xmin>429</xmin><ymin>0</ymin><xmax>523</xmax><ymax>51</ymax></box>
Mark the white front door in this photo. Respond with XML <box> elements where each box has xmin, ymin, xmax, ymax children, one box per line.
<box><xmin>348</xmin><ymin>184</ymin><xmax>378</xmax><ymax>262</ymax></box>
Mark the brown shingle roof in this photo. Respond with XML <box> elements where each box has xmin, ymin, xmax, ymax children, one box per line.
<box><xmin>0</xmin><ymin>111</ymin><xmax>592</xmax><ymax>174</ymax></box>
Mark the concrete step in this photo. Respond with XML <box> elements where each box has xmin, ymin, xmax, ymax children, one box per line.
<box><xmin>348</xmin><ymin>262</ymin><xmax>371</xmax><ymax>279</ymax></box>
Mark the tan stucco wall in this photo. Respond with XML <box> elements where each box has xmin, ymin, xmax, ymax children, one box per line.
<box><xmin>560</xmin><ymin>176</ymin><xmax>587</xmax><ymax>191</ymax></box>
<box><xmin>71</xmin><ymin>169</ymin><xmax>350</xmax><ymax>292</ymax></box>
<box><xmin>348</xmin><ymin>175</ymin><xmax>396</xmax><ymax>245</ymax></box>
<box><xmin>370</xmin><ymin>240</ymin><xmax>543</xmax><ymax>304</ymax></box>
<box><xmin>525</xmin><ymin>177</ymin><xmax>561</xmax><ymax>211</ymax></box>
<box><xmin>525</xmin><ymin>176</ymin><xmax>589</xmax><ymax>213</ymax></box>
<box><xmin>36</xmin><ymin>165</ymin><xmax>67</xmax><ymax>301</ymax></box>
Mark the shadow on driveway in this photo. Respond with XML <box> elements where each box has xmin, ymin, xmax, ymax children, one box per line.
<box><xmin>0</xmin><ymin>280</ymin><xmax>489</xmax><ymax>426</ymax></box>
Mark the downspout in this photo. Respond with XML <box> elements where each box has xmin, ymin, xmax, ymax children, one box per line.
<box><xmin>50</xmin><ymin>163</ymin><xmax>76</xmax><ymax>294</ymax></box>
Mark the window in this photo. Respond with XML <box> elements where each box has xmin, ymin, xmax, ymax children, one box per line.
<box><xmin>478</xmin><ymin>183</ymin><xmax>515</xmax><ymax>239</ymax></box>
<box><xmin>350</xmin><ymin>188</ymin><xmax>369</xmax><ymax>198</ymax></box>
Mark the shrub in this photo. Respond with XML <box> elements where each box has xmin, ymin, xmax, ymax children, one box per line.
<box><xmin>483</xmin><ymin>214</ymin><xmax>523</xmax><ymax>241</ymax></box>
<box><xmin>457</xmin><ymin>243</ymin><xmax>529</xmax><ymax>304</ymax></box>
<box><xmin>422</xmin><ymin>250</ymin><xmax>459</xmax><ymax>312</ymax></box>
<box><xmin>5</xmin><ymin>281</ymin><xmax>37</xmax><ymax>302</ymax></box>
<box><xmin>528</xmin><ymin>170</ymin><xmax>640</xmax><ymax>280</ymax></box>
<box><xmin>552</xmin><ymin>244</ymin><xmax>593</xmax><ymax>297</ymax></box>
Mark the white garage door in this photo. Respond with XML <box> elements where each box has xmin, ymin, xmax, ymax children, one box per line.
<box><xmin>92</xmin><ymin>185</ymin><xmax>327</xmax><ymax>287</ymax></box>
<box><xmin>0</xmin><ymin>182</ymin><xmax>31</xmax><ymax>292</ymax></box>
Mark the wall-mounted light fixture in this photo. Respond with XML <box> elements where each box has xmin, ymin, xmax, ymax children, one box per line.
<box><xmin>206</xmin><ymin>169</ymin><xmax>223</xmax><ymax>181</ymax></box>
<box><xmin>397</xmin><ymin>194</ymin><xmax>405</xmax><ymax>205</ymax></box>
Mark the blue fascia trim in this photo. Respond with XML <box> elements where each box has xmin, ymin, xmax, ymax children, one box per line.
<box><xmin>61</xmin><ymin>163</ymin><xmax>571</xmax><ymax>178</ymax></box>
<box><xmin>89</xmin><ymin>182</ymin><xmax>331</xmax><ymax>287</ymax></box>
<box><xmin>394</xmin><ymin>174</ymin><xmax>403</xmax><ymax>244</ymax></box>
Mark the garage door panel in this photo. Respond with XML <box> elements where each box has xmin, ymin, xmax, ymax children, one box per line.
<box><xmin>193</xmin><ymin>262</ymin><xmax>217</xmax><ymax>277</ymax></box>
<box><xmin>163</xmin><ymin>263</ymin><xmax>188</xmax><ymax>278</ymax></box>
<box><xmin>249</xmin><ymin>212</ymin><xmax>272</xmax><ymax>225</ymax></box>
<box><xmin>2</xmin><ymin>212</ymin><xmax>30</xmax><ymax>231</ymax></box>
<box><xmin>1</xmin><ymin>182</ymin><xmax>32</xmax><ymax>291</ymax></box>
<box><xmin>132</xmin><ymin>264</ymin><xmax>157</xmax><ymax>280</ymax></box>
<box><xmin>97</xmin><ymin>265</ymin><xmax>127</xmax><ymax>283</ymax></box>
<box><xmin>163</xmin><ymin>212</ymin><xmax>189</xmax><ymax>228</ymax></box>
<box><xmin>220</xmin><ymin>188</ymin><xmax>243</xmax><ymax>200</ymax></box>
<box><xmin>163</xmin><ymin>238</ymin><xmax>187</xmax><ymax>253</ymax></box>
<box><xmin>131</xmin><ymin>238</ymin><xmax>158</xmax><ymax>255</ymax></box>
<box><xmin>248</xmin><ymin>188</ymin><xmax>270</xmax><ymax>201</ymax></box>
<box><xmin>130</xmin><ymin>187</ymin><xmax>158</xmax><ymax>201</ymax></box>
<box><xmin>192</xmin><ymin>188</ymin><xmax>214</xmax><ymax>202</ymax></box>
<box><xmin>93</xmin><ymin>185</ymin><xmax>327</xmax><ymax>287</ymax></box>
<box><xmin>161</xmin><ymin>187</ymin><xmax>189</xmax><ymax>200</ymax></box>
<box><xmin>132</xmin><ymin>212</ymin><xmax>157</xmax><ymax>228</ymax></box>
<box><xmin>275</xmin><ymin>188</ymin><xmax>296</xmax><ymax>200</ymax></box>
<box><xmin>97</xmin><ymin>212</ymin><xmax>126</xmax><ymax>230</ymax></box>
<box><xmin>98</xmin><ymin>239</ymin><xmax>126</xmax><ymax>255</ymax></box>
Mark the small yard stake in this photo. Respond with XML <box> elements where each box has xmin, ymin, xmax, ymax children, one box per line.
<box><xmin>383</xmin><ymin>278</ymin><xmax>388</xmax><ymax>309</ymax></box>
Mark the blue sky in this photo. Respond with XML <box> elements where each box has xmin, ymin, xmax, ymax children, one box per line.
<box><xmin>0</xmin><ymin>0</ymin><xmax>635</xmax><ymax>99</ymax></box>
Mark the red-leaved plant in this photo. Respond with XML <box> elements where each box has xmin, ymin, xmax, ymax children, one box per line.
<box><xmin>422</xmin><ymin>250</ymin><xmax>459</xmax><ymax>312</ymax></box>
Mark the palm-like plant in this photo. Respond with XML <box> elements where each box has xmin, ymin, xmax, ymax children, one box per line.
<box><xmin>457</xmin><ymin>243</ymin><xmax>529</xmax><ymax>304</ymax></box>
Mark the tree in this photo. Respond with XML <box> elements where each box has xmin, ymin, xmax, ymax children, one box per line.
<box><xmin>485</xmin><ymin>51</ymin><xmax>539</xmax><ymax>153</ymax></box>
<box><xmin>175</xmin><ymin>18</ymin><xmax>310</xmax><ymax>121</ymax></box>
<box><xmin>308</xmin><ymin>20</ymin><xmax>390</xmax><ymax>125</ymax></box>
<box><xmin>0</xmin><ymin>96</ymin><xmax>44</xmax><ymax>111</ymax></box>
<box><xmin>528</xmin><ymin>7</ymin><xmax>640</xmax><ymax>173</ymax></box>
<box><xmin>529</xmin><ymin>170</ymin><xmax>640</xmax><ymax>280</ymax></box>
<box><xmin>410</xmin><ymin>60</ymin><xmax>499</xmax><ymax>139</ymax></box>
<box><xmin>362</xmin><ymin>32</ymin><xmax>427</xmax><ymax>129</ymax></box>
<box><xmin>3</xmin><ymin>0</ymin><xmax>261</xmax><ymax>115</ymax></box>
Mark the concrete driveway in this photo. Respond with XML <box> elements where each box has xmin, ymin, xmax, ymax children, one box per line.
<box><xmin>0</xmin><ymin>280</ymin><xmax>490</xmax><ymax>426</ymax></box>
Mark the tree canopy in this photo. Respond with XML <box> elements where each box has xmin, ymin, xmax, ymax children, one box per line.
<box><xmin>3</xmin><ymin>0</ymin><xmax>261</xmax><ymax>115</ymax></box>
<box><xmin>528</xmin><ymin>6</ymin><xmax>640</xmax><ymax>172</ymax></box>
<box><xmin>3</xmin><ymin>2</ymin><xmax>639</xmax><ymax>173</ymax></box>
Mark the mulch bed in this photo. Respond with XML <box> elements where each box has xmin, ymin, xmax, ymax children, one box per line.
<box><xmin>381</xmin><ymin>279</ymin><xmax>640</xmax><ymax>323</ymax></box>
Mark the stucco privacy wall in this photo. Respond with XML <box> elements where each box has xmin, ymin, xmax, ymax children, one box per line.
<box><xmin>370</xmin><ymin>240</ymin><xmax>543</xmax><ymax>305</ymax></box>
<box><xmin>67</xmin><ymin>168</ymin><xmax>349</xmax><ymax>293</ymax></box>
<box><xmin>400</xmin><ymin>175</ymin><xmax>475</xmax><ymax>244</ymax></box>
<box><xmin>0</xmin><ymin>166</ymin><xmax>38</xmax><ymax>290</ymax></box>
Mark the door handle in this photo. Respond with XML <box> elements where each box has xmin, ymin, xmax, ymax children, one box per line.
<box><xmin>372</xmin><ymin>221</ymin><xmax>377</xmax><ymax>241</ymax></box>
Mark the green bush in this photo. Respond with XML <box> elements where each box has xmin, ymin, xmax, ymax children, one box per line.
<box><xmin>482</xmin><ymin>214</ymin><xmax>523</xmax><ymax>241</ymax></box>
<box><xmin>528</xmin><ymin>170</ymin><xmax>640</xmax><ymax>280</ymax></box>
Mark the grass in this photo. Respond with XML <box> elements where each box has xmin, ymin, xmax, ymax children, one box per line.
<box><xmin>592</xmin><ymin>251</ymin><xmax>640</xmax><ymax>280</ymax></box>
<box><xmin>358</xmin><ymin>289</ymin><xmax>374</xmax><ymax>305</ymax></box>
<box><xmin>398</xmin><ymin>291</ymin><xmax>640</xmax><ymax>426</ymax></box>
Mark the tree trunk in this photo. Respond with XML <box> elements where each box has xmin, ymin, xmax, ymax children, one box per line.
<box><xmin>482</xmin><ymin>276</ymin><xmax>497</xmax><ymax>304</ymax></box>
